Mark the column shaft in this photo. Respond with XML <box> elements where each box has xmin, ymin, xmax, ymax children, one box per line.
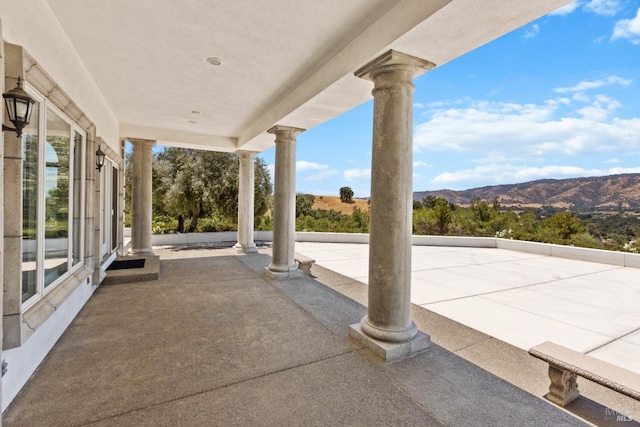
<box><xmin>265</xmin><ymin>126</ymin><xmax>304</xmax><ymax>279</ymax></box>
<box><xmin>235</xmin><ymin>151</ymin><xmax>258</xmax><ymax>253</ymax></box>
<box><xmin>130</xmin><ymin>139</ymin><xmax>154</xmax><ymax>254</ymax></box>
<box><xmin>357</xmin><ymin>50</ymin><xmax>434</xmax><ymax>343</ymax></box>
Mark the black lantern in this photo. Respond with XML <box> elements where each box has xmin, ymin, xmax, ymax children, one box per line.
<box><xmin>96</xmin><ymin>145</ymin><xmax>106</xmax><ymax>172</ymax></box>
<box><xmin>2</xmin><ymin>77</ymin><xmax>35</xmax><ymax>138</ymax></box>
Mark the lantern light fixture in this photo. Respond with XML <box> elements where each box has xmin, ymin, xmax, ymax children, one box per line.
<box><xmin>2</xmin><ymin>77</ymin><xmax>35</xmax><ymax>138</ymax></box>
<box><xmin>96</xmin><ymin>145</ymin><xmax>106</xmax><ymax>172</ymax></box>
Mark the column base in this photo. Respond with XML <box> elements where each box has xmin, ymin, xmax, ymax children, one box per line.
<box><xmin>263</xmin><ymin>266</ymin><xmax>304</xmax><ymax>281</ymax></box>
<box><xmin>234</xmin><ymin>243</ymin><xmax>258</xmax><ymax>254</ymax></box>
<box><xmin>349</xmin><ymin>323</ymin><xmax>430</xmax><ymax>362</ymax></box>
<box><xmin>130</xmin><ymin>246</ymin><xmax>154</xmax><ymax>255</ymax></box>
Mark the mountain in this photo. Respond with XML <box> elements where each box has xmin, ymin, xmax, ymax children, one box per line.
<box><xmin>413</xmin><ymin>174</ymin><xmax>640</xmax><ymax>209</ymax></box>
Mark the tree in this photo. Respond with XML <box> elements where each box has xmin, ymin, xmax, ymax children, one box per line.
<box><xmin>339</xmin><ymin>186</ymin><xmax>354</xmax><ymax>203</ymax></box>
<box><xmin>432</xmin><ymin>198</ymin><xmax>452</xmax><ymax>235</ymax></box>
<box><xmin>253</xmin><ymin>157</ymin><xmax>273</xmax><ymax>218</ymax></box>
<box><xmin>296</xmin><ymin>193</ymin><xmax>315</xmax><ymax>217</ymax></box>
<box><xmin>539</xmin><ymin>211</ymin><xmax>585</xmax><ymax>243</ymax></box>
<box><xmin>128</xmin><ymin>147</ymin><xmax>272</xmax><ymax>232</ymax></box>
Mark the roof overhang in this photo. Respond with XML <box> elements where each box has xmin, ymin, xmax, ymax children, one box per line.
<box><xmin>46</xmin><ymin>0</ymin><xmax>571</xmax><ymax>152</ymax></box>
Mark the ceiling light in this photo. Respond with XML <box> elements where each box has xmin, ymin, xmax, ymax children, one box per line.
<box><xmin>206</xmin><ymin>57</ymin><xmax>222</xmax><ymax>66</ymax></box>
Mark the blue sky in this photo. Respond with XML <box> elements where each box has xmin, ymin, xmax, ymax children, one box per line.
<box><xmin>258</xmin><ymin>1</ymin><xmax>640</xmax><ymax>198</ymax></box>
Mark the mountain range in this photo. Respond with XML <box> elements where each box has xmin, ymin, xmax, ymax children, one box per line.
<box><xmin>413</xmin><ymin>174</ymin><xmax>640</xmax><ymax>209</ymax></box>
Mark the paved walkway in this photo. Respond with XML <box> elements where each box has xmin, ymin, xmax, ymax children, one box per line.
<box><xmin>296</xmin><ymin>242</ymin><xmax>640</xmax><ymax>374</ymax></box>
<box><xmin>4</xmin><ymin>245</ymin><xmax>587</xmax><ymax>427</ymax></box>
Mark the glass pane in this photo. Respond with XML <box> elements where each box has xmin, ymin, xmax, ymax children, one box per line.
<box><xmin>44</xmin><ymin>108</ymin><xmax>70</xmax><ymax>287</ymax></box>
<box><xmin>22</xmin><ymin>101</ymin><xmax>40</xmax><ymax>302</ymax></box>
<box><xmin>72</xmin><ymin>131</ymin><xmax>83</xmax><ymax>266</ymax></box>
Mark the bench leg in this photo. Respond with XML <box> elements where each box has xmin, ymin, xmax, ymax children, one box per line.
<box><xmin>297</xmin><ymin>261</ymin><xmax>312</xmax><ymax>275</ymax></box>
<box><xmin>546</xmin><ymin>365</ymin><xmax>580</xmax><ymax>407</ymax></box>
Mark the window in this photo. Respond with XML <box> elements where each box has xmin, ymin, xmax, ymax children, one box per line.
<box><xmin>21</xmin><ymin>88</ymin><xmax>86</xmax><ymax>306</ymax></box>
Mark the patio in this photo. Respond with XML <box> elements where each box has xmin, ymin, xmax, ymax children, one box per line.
<box><xmin>3</xmin><ymin>244</ymin><xmax>590</xmax><ymax>426</ymax></box>
<box><xmin>295</xmin><ymin>241</ymin><xmax>640</xmax><ymax>373</ymax></box>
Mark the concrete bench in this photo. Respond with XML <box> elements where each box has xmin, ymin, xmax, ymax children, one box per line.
<box><xmin>529</xmin><ymin>341</ymin><xmax>640</xmax><ymax>407</ymax></box>
<box><xmin>295</xmin><ymin>253</ymin><xmax>316</xmax><ymax>275</ymax></box>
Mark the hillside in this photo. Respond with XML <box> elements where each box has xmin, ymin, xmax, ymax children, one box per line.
<box><xmin>413</xmin><ymin>174</ymin><xmax>640</xmax><ymax>210</ymax></box>
<box><xmin>312</xmin><ymin>195</ymin><xmax>369</xmax><ymax>214</ymax></box>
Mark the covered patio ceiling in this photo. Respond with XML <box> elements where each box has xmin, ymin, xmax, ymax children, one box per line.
<box><xmin>46</xmin><ymin>0</ymin><xmax>570</xmax><ymax>153</ymax></box>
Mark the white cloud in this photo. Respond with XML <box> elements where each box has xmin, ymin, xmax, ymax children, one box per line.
<box><xmin>344</xmin><ymin>168</ymin><xmax>371</xmax><ymax>181</ymax></box>
<box><xmin>550</xmin><ymin>0</ymin><xmax>621</xmax><ymax>16</ymax></box>
<box><xmin>413</xmin><ymin>161</ymin><xmax>431</xmax><ymax>168</ymax></box>
<box><xmin>612</xmin><ymin>7</ymin><xmax>640</xmax><ymax>43</ymax></box>
<box><xmin>413</xmin><ymin>95</ymin><xmax>640</xmax><ymax>158</ymax></box>
<box><xmin>577</xmin><ymin>97</ymin><xmax>620</xmax><ymax>121</ymax></box>
<box><xmin>524</xmin><ymin>24</ymin><xmax>540</xmax><ymax>39</ymax></box>
<box><xmin>584</xmin><ymin>0</ymin><xmax>621</xmax><ymax>16</ymax></box>
<box><xmin>413</xmin><ymin>102</ymin><xmax>425</xmax><ymax>109</ymax></box>
<box><xmin>550</xmin><ymin>1</ymin><xmax>580</xmax><ymax>15</ymax></box>
<box><xmin>609</xmin><ymin>166</ymin><xmax>640</xmax><ymax>174</ymax></box>
<box><xmin>554</xmin><ymin>75</ymin><xmax>631</xmax><ymax>93</ymax></box>
<box><xmin>431</xmin><ymin>164</ymin><xmax>640</xmax><ymax>186</ymax></box>
<box><xmin>296</xmin><ymin>160</ymin><xmax>329</xmax><ymax>172</ymax></box>
<box><xmin>605</xmin><ymin>157</ymin><xmax>621</xmax><ymax>164</ymax></box>
<box><xmin>305</xmin><ymin>169</ymin><xmax>339</xmax><ymax>182</ymax></box>
<box><xmin>473</xmin><ymin>152</ymin><xmax>519</xmax><ymax>164</ymax></box>
<box><xmin>296</xmin><ymin>160</ymin><xmax>338</xmax><ymax>181</ymax></box>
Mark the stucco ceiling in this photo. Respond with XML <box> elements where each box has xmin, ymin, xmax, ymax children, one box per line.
<box><xmin>46</xmin><ymin>0</ymin><xmax>570</xmax><ymax>153</ymax></box>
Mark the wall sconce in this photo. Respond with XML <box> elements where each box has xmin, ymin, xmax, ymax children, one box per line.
<box><xmin>2</xmin><ymin>77</ymin><xmax>35</xmax><ymax>138</ymax></box>
<box><xmin>96</xmin><ymin>145</ymin><xmax>106</xmax><ymax>172</ymax></box>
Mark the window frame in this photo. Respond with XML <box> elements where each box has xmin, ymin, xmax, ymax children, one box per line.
<box><xmin>22</xmin><ymin>83</ymin><xmax>87</xmax><ymax>310</ymax></box>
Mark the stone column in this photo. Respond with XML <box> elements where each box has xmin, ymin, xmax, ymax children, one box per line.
<box><xmin>349</xmin><ymin>50</ymin><xmax>435</xmax><ymax>361</ymax></box>
<box><xmin>234</xmin><ymin>150</ymin><xmax>258</xmax><ymax>253</ymax></box>
<box><xmin>264</xmin><ymin>125</ymin><xmax>304</xmax><ymax>280</ymax></box>
<box><xmin>129</xmin><ymin>139</ymin><xmax>155</xmax><ymax>254</ymax></box>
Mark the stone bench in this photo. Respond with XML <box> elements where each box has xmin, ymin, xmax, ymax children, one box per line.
<box><xmin>529</xmin><ymin>341</ymin><xmax>640</xmax><ymax>407</ymax></box>
<box><xmin>295</xmin><ymin>253</ymin><xmax>316</xmax><ymax>275</ymax></box>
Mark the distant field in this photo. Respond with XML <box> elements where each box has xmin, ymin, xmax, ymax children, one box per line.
<box><xmin>312</xmin><ymin>195</ymin><xmax>369</xmax><ymax>214</ymax></box>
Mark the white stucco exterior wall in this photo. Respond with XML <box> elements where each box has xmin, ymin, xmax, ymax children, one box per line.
<box><xmin>2</xmin><ymin>279</ymin><xmax>99</xmax><ymax>411</ymax></box>
<box><xmin>0</xmin><ymin>0</ymin><xmax>120</xmax><ymax>146</ymax></box>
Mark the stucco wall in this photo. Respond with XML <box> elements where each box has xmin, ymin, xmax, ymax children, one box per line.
<box><xmin>0</xmin><ymin>0</ymin><xmax>119</xmax><ymax>147</ymax></box>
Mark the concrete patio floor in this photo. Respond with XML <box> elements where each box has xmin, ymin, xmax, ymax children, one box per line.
<box><xmin>3</xmin><ymin>244</ymin><xmax>592</xmax><ymax>426</ymax></box>
<box><xmin>295</xmin><ymin>242</ymin><xmax>640</xmax><ymax>374</ymax></box>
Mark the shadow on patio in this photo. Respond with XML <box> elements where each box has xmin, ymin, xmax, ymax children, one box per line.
<box><xmin>4</xmin><ymin>246</ymin><xmax>588</xmax><ymax>426</ymax></box>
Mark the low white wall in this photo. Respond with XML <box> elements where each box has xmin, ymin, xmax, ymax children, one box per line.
<box><xmin>2</xmin><ymin>278</ymin><xmax>99</xmax><ymax>411</ymax></box>
<box><xmin>550</xmin><ymin>244</ymin><xmax>626</xmax><ymax>266</ymax></box>
<box><xmin>496</xmin><ymin>239</ymin><xmax>551</xmax><ymax>256</ymax></box>
<box><xmin>625</xmin><ymin>253</ymin><xmax>640</xmax><ymax>268</ymax></box>
<box><xmin>413</xmin><ymin>235</ymin><xmax>496</xmax><ymax>248</ymax></box>
<box><xmin>151</xmin><ymin>231</ymin><xmax>237</xmax><ymax>246</ymax></box>
<box><xmin>295</xmin><ymin>232</ymin><xmax>369</xmax><ymax>244</ymax></box>
<box><xmin>138</xmin><ymin>230</ymin><xmax>640</xmax><ymax>269</ymax></box>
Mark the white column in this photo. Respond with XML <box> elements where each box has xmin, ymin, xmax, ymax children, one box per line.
<box><xmin>264</xmin><ymin>125</ymin><xmax>304</xmax><ymax>280</ymax></box>
<box><xmin>130</xmin><ymin>139</ymin><xmax>155</xmax><ymax>254</ymax></box>
<box><xmin>349</xmin><ymin>50</ymin><xmax>434</xmax><ymax>361</ymax></box>
<box><xmin>235</xmin><ymin>150</ymin><xmax>258</xmax><ymax>253</ymax></box>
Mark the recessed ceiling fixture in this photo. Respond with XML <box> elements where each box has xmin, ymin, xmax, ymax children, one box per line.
<box><xmin>191</xmin><ymin>110</ymin><xmax>201</xmax><ymax>115</ymax></box>
<box><xmin>206</xmin><ymin>57</ymin><xmax>222</xmax><ymax>66</ymax></box>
